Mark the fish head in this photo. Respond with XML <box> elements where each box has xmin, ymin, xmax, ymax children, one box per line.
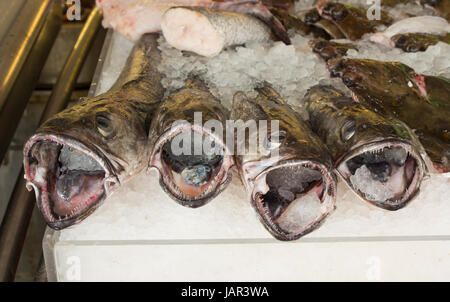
<box><xmin>318</xmin><ymin>2</ymin><xmax>391</xmax><ymax>40</ymax></box>
<box><xmin>310</xmin><ymin>39</ymin><xmax>339</xmax><ymax>62</ymax></box>
<box><xmin>391</xmin><ymin>33</ymin><xmax>436</xmax><ymax>52</ymax></box>
<box><xmin>305</xmin><ymin>85</ymin><xmax>425</xmax><ymax>210</ymax></box>
<box><xmin>232</xmin><ymin>88</ymin><xmax>336</xmax><ymax>241</ymax></box>
<box><xmin>328</xmin><ymin>58</ymin><xmax>450</xmax><ymax>173</ymax></box>
<box><xmin>149</xmin><ymin>85</ymin><xmax>233</xmax><ymax>208</ymax></box>
<box><xmin>23</xmin><ymin>93</ymin><xmax>153</xmax><ymax>229</ymax></box>
<box><xmin>327</xmin><ymin>58</ymin><xmax>420</xmax><ymax>103</ymax></box>
<box><xmin>299</xmin><ymin>8</ymin><xmax>344</xmax><ymax>39</ymax></box>
<box><xmin>309</xmin><ymin>39</ymin><xmax>356</xmax><ymax>62</ymax></box>
<box><xmin>318</xmin><ymin>2</ymin><xmax>349</xmax><ymax>22</ymax></box>
<box><xmin>300</xmin><ymin>8</ymin><xmax>322</xmax><ymax>25</ymax></box>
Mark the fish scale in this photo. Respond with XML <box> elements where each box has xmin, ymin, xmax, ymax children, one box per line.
<box><xmin>232</xmin><ymin>83</ymin><xmax>336</xmax><ymax>241</ymax></box>
<box><xmin>23</xmin><ymin>33</ymin><xmax>165</xmax><ymax>229</ymax></box>
<box><xmin>303</xmin><ymin>84</ymin><xmax>425</xmax><ymax>210</ymax></box>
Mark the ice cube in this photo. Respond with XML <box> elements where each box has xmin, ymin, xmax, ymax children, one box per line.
<box><xmin>277</xmin><ymin>190</ymin><xmax>321</xmax><ymax>233</ymax></box>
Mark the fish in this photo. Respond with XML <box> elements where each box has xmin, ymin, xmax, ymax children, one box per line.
<box><xmin>370</xmin><ymin>16</ymin><xmax>450</xmax><ymax>48</ymax></box>
<box><xmin>418</xmin><ymin>74</ymin><xmax>450</xmax><ymax>107</ymax></box>
<box><xmin>309</xmin><ymin>39</ymin><xmax>357</xmax><ymax>62</ymax></box>
<box><xmin>23</xmin><ymin>33</ymin><xmax>165</xmax><ymax>229</ymax></box>
<box><xmin>261</xmin><ymin>0</ymin><xmax>296</xmax><ymax>10</ymax></box>
<box><xmin>391</xmin><ymin>32</ymin><xmax>450</xmax><ymax>52</ymax></box>
<box><xmin>420</xmin><ymin>0</ymin><xmax>450</xmax><ymax>21</ymax></box>
<box><xmin>298</xmin><ymin>7</ymin><xmax>345</xmax><ymax>39</ymax></box>
<box><xmin>316</xmin><ymin>1</ymin><xmax>393</xmax><ymax>41</ymax></box>
<box><xmin>161</xmin><ymin>7</ymin><xmax>272</xmax><ymax>57</ymax></box>
<box><xmin>269</xmin><ymin>7</ymin><xmax>332</xmax><ymax>39</ymax></box>
<box><xmin>231</xmin><ymin>84</ymin><xmax>336</xmax><ymax>241</ymax></box>
<box><xmin>149</xmin><ymin>76</ymin><xmax>233</xmax><ymax>208</ymax></box>
<box><xmin>327</xmin><ymin>58</ymin><xmax>450</xmax><ymax>173</ymax></box>
<box><xmin>304</xmin><ymin>85</ymin><xmax>425</xmax><ymax>210</ymax></box>
<box><xmin>96</xmin><ymin>0</ymin><xmax>290</xmax><ymax>44</ymax></box>
<box><xmin>381</xmin><ymin>0</ymin><xmax>416</xmax><ymax>6</ymax></box>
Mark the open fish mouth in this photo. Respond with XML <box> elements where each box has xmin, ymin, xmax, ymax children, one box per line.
<box><xmin>150</xmin><ymin>124</ymin><xmax>233</xmax><ymax>208</ymax></box>
<box><xmin>23</xmin><ymin>134</ymin><xmax>117</xmax><ymax>229</ymax></box>
<box><xmin>251</xmin><ymin>161</ymin><xmax>336</xmax><ymax>241</ymax></box>
<box><xmin>337</xmin><ymin>141</ymin><xmax>424</xmax><ymax>210</ymax></box>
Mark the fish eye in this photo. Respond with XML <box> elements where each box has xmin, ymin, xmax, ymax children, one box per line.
<box><xmin>395</xmin><ymin>36</ymin><xmax>407</xmax><ymax>46</ymax></box>
<box><xmin>329</xmin><ymin>4</ymin><xmax>347</xmax><ymax>21</ymax></box>
<box><xmin>313</xmin><ymin>41</ymin><xmax>327</xmax><ymax>52</ymax></box>
<box><xmin>406</xmin><ymin>43</ymin><xmax>421</xmax><ymax>52</ymax></box>
<box><xmin>343</xmin><ymin>76</ymin><xmax>354</xmax><ymax>86</ymax></box>
<box><xmin>341</xmin><ymin>120</ymin><xmax>356</xmax><ymax>142</ymax></box>
<box><xmin>96</xmin><ymin>113</ymin><xmax>114</xmax><ymax>138</ymax></box>
<box><xmin>342</xmin><ymin>72</ymin><xmax>360</xmax><ymax>87</ymax></box>
<box><xmin>264</xmin><ymin>130</ymin><xmax>286</xmax><ymax>150</ymax></box>
<box><xmin>305</xmin><ymin>11</ymin><xmax>320</xmax><ymax>24</ymax></box>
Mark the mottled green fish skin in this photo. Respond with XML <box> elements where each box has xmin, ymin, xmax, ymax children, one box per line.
<box><xmin>148</xmin><ymin>76</ymin><xmax>232</xmax><ymax>208</ymax></box>
<box><xmin>304</xmin><ymin>85</ymin><xmax>425</xmax><ymax>210</ymax></box>
<box><xmin>24</xmin><ymin>33</ymin><xmax>165</xmax><ymax>229</ymax></box>
<box><xmin>231</xmin><ymin>84</ymin><xmax>336</xmax><ymax>241</ymax></box>
<box><xmin>392</xmin><ymin>33</ymin><xmax>450</xmax><ymax>52</ymax></box>
<box><xmin>327</xmin><ymin>58</ymin><xmax>450</xmax><ymax>173</ymax></box>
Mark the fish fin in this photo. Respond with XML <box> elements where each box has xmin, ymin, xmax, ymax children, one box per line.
<box><xmin>144</xmin><ymin>107</ymin><xmax>157</xmax><ymax>137</ymax></box>
<box><xmin>185</xmin><ymin>74</ymin><xmax>209</xmax><ymax>91</ymax></box>
<box><xmin>305</xmin><ymin>85</ymin><xmax>346</xmax><ymax>100</ymax></box>
<box><xmin>254</xmin><ymin>82</ymin><xmax>285</xmax><ymax>105</ymax></box>
<box><xmin>231</xmin><ymin>91</ymin><xmax>249</xmax><ymax>120</ymax></box>
<box><xmin>231</xmin><ymin>91</ymin><xmax>266</xmax><ymax>121</ymax></box>
<box><xmin>232</xmin><ymin>91</ymin><xmax>248</xmax><ymax>103</ymax></box>
<box><xmin>212</xmin><ymin>0</ymin><xmax>291</xmax><ymax>44</ymax></box>
<box><xmin>75</xmin><ymin>97</ymin><xmax>91</xmax><ymax>106</ymax></box>
<box><xmin>254</xmin><ymin>12</ymin><xmax>291</xmax><ymax>45</ymax></box>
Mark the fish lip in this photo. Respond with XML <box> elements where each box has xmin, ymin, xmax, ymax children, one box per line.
<box><xmin>336</xmin><ymin>139</ymin><xmax>425</xmax><ymax>210</ymax></box>
<box><xmin>250</xmin><ymin>159</ymin><xmax>337</xmax><ymax>241</ymax></box>
<box><xmin>149</xmin><ymin>122</ymin><xmax>234</xmax><ymax>207</ymax></box>
<box><xmin>23</xmin><ymin>132</ymin><xmax>119</xmax><ymax>228</ymax></box>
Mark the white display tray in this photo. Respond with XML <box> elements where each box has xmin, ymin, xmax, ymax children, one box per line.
<box><xmin>43</xmin><ymin>31</ymin><xmax>450</xmax><ymax>282</ymax></box>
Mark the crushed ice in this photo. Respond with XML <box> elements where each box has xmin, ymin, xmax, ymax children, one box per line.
<box><xmin>350</xmin><ymin>165</ymin><xmax>396</xmax><ymax>201</ymax></box>
<box><xmin>277</xmin><ymin>190</ymin><xmax>322</xmax><ymax>233</ymax></box>
<box><xmin>267</xmin><ymin>166</ymin><xmax>323</xmax><ymax>194</ymax></box>
<box><xmin>157</xmin><ymin>1</ymin><xmax>450</xmax><ymax>113</ymax></box>
<box><xmin>384</xmin><ymin>147</ymin><xmax>407</xmax><ymax>166</ymax></box>
<box><xmin>157</xmin><ymin>34</ymin><xmax>343</xmax><ymax>114</ymax></box>
<box><xmin>58</xmin><ymin>2</ymin><xmax>450</xmax><ymax>238</ymax></box>
<box><xmin>59</xmin><ymin>145</ymin><xmax>103</xmax><ymax>171</ymax></box>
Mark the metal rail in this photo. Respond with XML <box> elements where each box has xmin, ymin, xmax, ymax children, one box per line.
<box><xmin>0</xmin><ymin>0</ymin><xmax>60</xmax><ymax>163</ymax></box>
<box><xmin>42</xmin><ymin>7</ymin><xmax>103</xmax><ymax>120</ymax></box>
<box><xmin>0</xmin><ymin>6</ymin><xmax>104</xmax><ymax>282</ymax></box>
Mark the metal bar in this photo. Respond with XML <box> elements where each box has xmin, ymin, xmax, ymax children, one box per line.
<box><xmin>0</xmin><ymin>0</ymin><xmax>54</xmax><ymax>112</ymax></box>
<box><xmin>0</xmin><ymin>0</ymin><xmax>61</xmax><ymax>163</ymax></box>
<box><xmin>0</xmin><ymin>6</ymin><xmax>104</xmax><ymax>282</ymax></box>
<box><xmin>0</xmin><ymin>0</ymin><xmax>27</xmax><ymax>42</ymax></box>
<box><xmin>42</xmin><ymin>6</ymin><xmax>103</xmax><ymax>121</ymax></box>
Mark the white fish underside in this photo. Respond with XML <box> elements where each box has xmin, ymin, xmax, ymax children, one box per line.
<box><xmin>161</xmin><ymin>7</ymin><xmax>271</xmax><ymax>57</ymax></box>
<box><xmin>370</xmin><ymin>16</ymin><xmax>450</xmax><ymax>47</ymax></box>
<box><xmin>96</xmin><ymin>0</ymin><xmax>212</xmax><ymax>41</ymax></box>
